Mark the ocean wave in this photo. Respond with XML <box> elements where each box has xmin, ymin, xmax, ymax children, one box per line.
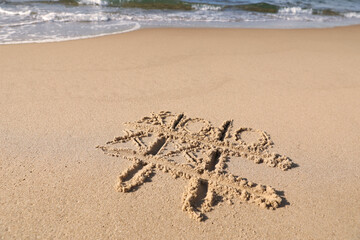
<box><xmin>345</xmin><ymin>12</ymin><xmax>360</xmax><ymax>18</ymax></box>
<box><xmin>0</xmin><ymin>21</ymin><xmax>140</xmax><ymax>45</ymax></box>
<box><xmin>120</xmin><ymin>1</ymin><xmax>192</xmax><ymax>10</ymax></box>
<box><xmin>0</xmin><ymin>7</ymin><xmax>32</xmax><ymax>16</ymax></box>
<box><xmin>192</xmin><ymin>4</ymin><xmax>221</xmax><ymax>11</ymax></box>
<box><xmin>0</xmin><ymin>20</ymin><xmax>43</xmax><ymax>28</ymax></box>
<box><xmin>78</xmin><ymin>0</ymin><xmax>105</xmax><ymax>6</ymax></box>
<box><xmin>278</xmin><ymin>7</ymin><xmax>312</xmax><ymax>15</ymax></box>
<box><xmin>2</xmin><ymin>0</ymin><xmax>360</xmax><ymax>44</ymax></box>
<box><xmin>38</xmin><ymin>12</ymin><xmax>110</xmax><ymax>22</ymax></box>
<box><xmin>227</xmin><ymin>2</ymin><xmax>279</xmax><ymax>14</ymax></box>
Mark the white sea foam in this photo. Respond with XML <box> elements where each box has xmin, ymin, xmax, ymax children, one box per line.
<box><xmin>0</xmin><ymin>7</ymin><xmax>31</xmax><ymax>16</ymax></box>
<box><xmin>1</xmin><ymin>0</ymin><xmax>360</xmax><ymax>44</ymax></box>
<box><xmin>344</xmin><ymin>12</ymin><xmax>360</xmax><ymax>18</ymax></box>
<box><xmin>192</xmin><ymin>4</ymin><xmax>222</xmax><ymax>11</ymax></box>
<box><xmin>79</xmin><ymin>0</ymin><xmax>105</xmax><ymax>6</ymax></box>
<box><xmin>0</xmin><ymin>22</ymin><xmax>140</xmax><ymax>45</ymax></box>
<box><xmin>38</xmin><ymin>12</ymin><xmax>110</xmax><ymax>22</ymax></box>
<box><xmin>0</xmin><ymin>20</ymin><xmax>43</xmax><ymax>28</ymax></box>
<box><xmin>279</xmin><ymin>7</ymin><xmax>312</xmax><ymax>15</ymax></box>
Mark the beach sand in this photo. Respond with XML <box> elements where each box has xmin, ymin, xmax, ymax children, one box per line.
<box><xmin>1</xmin><ymin>26</ymin><xmax>360</xmax><ymax>239</ymax></box>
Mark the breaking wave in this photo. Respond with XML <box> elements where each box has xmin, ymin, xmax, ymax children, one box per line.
<box><xmin>1</xmin><ymin>0</ymin><xmax>360</xmax><ymax>44</ymax></box>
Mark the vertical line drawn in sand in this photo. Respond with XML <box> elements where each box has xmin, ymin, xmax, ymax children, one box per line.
<box><xmin>97</xmin><ymin>111</ymin><xmax>294</xmax><ymax>221</ymax></box>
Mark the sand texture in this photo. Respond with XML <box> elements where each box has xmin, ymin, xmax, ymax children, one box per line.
<box><xmin>1</xmin><ymin>26</ymin><xmax>360</xmax><ymax>239</ymax></box>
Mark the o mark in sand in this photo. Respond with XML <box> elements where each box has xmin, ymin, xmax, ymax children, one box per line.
<box><xmin>97</xmin><ymin>111</ymin><xmax>294</xmax><ymax>221</ymax></box>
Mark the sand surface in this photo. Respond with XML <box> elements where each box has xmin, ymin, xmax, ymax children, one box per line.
<box><xmin>1</xmin><ymin>26</ymin><xmax>360</xmax><ymax>239</ymax></box>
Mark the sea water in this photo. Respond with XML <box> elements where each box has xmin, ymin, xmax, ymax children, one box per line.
<box><xmin>1</xmin><ymin>0</ymin><xmax>360</xmax><ymax>44</ymax></box>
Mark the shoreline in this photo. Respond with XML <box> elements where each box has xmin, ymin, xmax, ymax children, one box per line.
<box><xmin>1</xmin><ymin>26</ymin><xmax>359</xmax><ymax>239</ymax></box>
<box><xmin>1</xmin><ymin>23</ymin><xmax>360</xmax><ymax>45</ymax></box>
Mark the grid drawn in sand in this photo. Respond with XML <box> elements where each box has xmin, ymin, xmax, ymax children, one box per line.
<box><xmin>97</xmin><ymin>111</ymin><xmax>294</xmax><ymax>221</ymax></box>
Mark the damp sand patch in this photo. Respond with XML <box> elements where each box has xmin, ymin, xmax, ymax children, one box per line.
<box><xmin>97</xmin><ymin>111</ymin><xmax>294</xmax><ymax>221</ymax></box>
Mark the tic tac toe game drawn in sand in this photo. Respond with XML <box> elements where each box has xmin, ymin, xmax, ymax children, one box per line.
<box><xmin>97</xmin><ymin>111</ymin><xmax>294</xmax><ymax>221</ymax></box>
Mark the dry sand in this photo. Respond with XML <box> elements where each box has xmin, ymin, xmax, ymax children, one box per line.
<box><xmin>1</xmin><ymin>26</ymin><xmax>360</xmax><ymax>239</ymax></box>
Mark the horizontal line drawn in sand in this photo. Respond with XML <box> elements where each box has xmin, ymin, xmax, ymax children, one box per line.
<box><xmin>97</xmin><ymin>111</ymin><xmax>294</xmax><ymax>221</ymax></box>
